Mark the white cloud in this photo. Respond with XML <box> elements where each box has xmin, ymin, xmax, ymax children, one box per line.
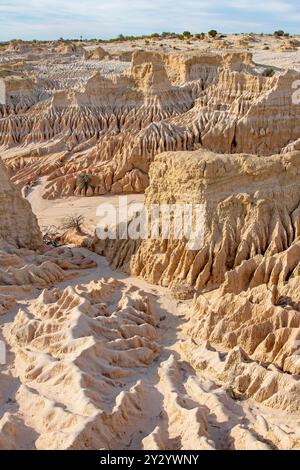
<box><xmin>228</xmin><ymin>0</ymin><xmax>295</xmax><ymax>13</ymax></box>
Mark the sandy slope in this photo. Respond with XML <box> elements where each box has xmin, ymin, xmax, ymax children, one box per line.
<box><xmin>0</xmin><ymin>181</ymin><xmax>297</xmax><ymax>450</ymax></box>
<box><xmin>1</xmin><ymin>246</ymin><xmax>299</xmax><ymax>450</ymax></box>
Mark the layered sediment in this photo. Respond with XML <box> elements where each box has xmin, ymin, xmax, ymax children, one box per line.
<box><xmin>1</xmin><ymin>40</ymin><xmax>300</xmax><ymax>450</ymax></box>
<box><xmin>94</xmin><ymin>149</ymin><xmax>300</xmax><ymax>291</ymax></box>
<box><xmin>2</xmin><ymin>49</ymin><xmax>300</xmax><ymax>199</ymax></box>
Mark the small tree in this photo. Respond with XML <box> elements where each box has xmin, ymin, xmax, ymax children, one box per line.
<box><xmin>60</xmin><ymin>214</ymin><xmax>85</xmax><ymax>232</ymax></box>
<box><xmin>195</xmin><ymin>33</ymin><xmax>205</xmax><ymax>40</ymax></box>
<box><xmin>262</xmin><ymin>67</ymin><xmax>275</xmax><ymax>77</ymax></box>
<box><xmin>183</xmin><ymin>31</ymin><xmax>192</xmax><ymax>38</ymax></box>
<box><xmin>77</xmin><ymin>172</ymin><xmax>93</xmax><ymax>190</ymax></box>
<box><xmin>274</xmin><ymin>30</ymin><xmax>285</xmax><ymax>37</ymax></box>
<box><xmin>208</xmin><ymin>30</ymin><xmax>218</xmax><ymax>38</ymax></box>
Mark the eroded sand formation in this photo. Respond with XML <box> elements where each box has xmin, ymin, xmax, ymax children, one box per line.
<box><xmin>0</xmin><ymin>158</ymin><xmax>96</xmax><ymax>313</ymax></box>
<box><xmin>1</xmin><ymin>37</ymin><xmax>300</xmax><ymax>450</ymax></box>
<box><xmin>91</xmin><ymin>148</ymin><xmax>300</xmax><ymax>446</ymax></box>
<box><xmin>1</xmin><ymin>42</ymin><xmax>300</xmax><ymax>200</ymax></box>
<box><xmin>94</xmin><ymin>149</ymin><xmax>300</xmax><ymax>290</ymax></box>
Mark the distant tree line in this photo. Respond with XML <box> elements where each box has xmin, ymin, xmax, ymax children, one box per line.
<box><xmin>2</xmin><ymin>30</ymin><xmax>294</xmax><ymax>46</ymax></box>
<box><xmin>1</xmin><ymin>31</ymin><xmax>222</xmax><ymax>45</ymax></box>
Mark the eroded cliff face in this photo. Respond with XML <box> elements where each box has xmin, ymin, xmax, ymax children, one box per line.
<box><xmin>0</xmin><ymin>163</ymin><xmax>164</xmax><ymax>450</ymax></box>
<box><xmin>3</xmin><ymin>50</ymin><xmax>300</xmax><ymax>200</ymax></box>
<box><xmin>0</xmin><ymin>158</ymin><xmax>42</xmax><ymax>249</ymax></box>
<box><xmin>3</xmin><ymin>279</ymin><xmax>159</xmax><ymax>449</ymax></box>
<box><xmin>93</xmin><ymin>147</ymin><xmax>300</xmax><ymax>419</ymax></box>
<box><xmin>0</xmin><ymin>157</ymin><xmax>96</xmax><ymax>316</ymax></box>
<box><xmin>94</xmin><ymin>148</ymin><xmax>300</xmax><ymax>290</ymax></box>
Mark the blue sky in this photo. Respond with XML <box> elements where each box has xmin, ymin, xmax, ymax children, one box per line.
<box><xmin>1</xmin><ymin>0</ymin><xmax>300</xmax><ymax>41</ymax></box>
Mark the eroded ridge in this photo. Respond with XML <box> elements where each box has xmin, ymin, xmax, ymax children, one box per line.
<box><xmin>2</xmin><ymin>49</ymin><xmax>300</xmax><ymax>199</ymax></box>
<box><xmin>0</xmin><ymin>158</ymin><xmax>96</xmax><ymax>315</ymax></box>
<box><xmin>93</xmin><ymin>147</ymin><xmax>300</xmax><ymax>448</ymax></box>
<box><xmin>1</xmin><ymin>278</ymin><xmax>159</xmax><ymax>449</ymax></box>
<box><xmin>94</xmin><ymin>149</ymin><xmax>300</xmax><ymax>292</ymax></box>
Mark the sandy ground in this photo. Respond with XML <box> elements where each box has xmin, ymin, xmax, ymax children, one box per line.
<box><xmin>60</xmin><ymin>249</ymin><xmax>300</xmax><ymax>450</ymax></box>
<box><xmin>3</xmin><ymin>34</ymin><xmax>300</xmax><ymax>82</ymax></box>
<box><xmin>98</xmin><ymin>34</ymin><xmax>300</xmax><ymax>71</ymax></box>
<box><xmin>2</xmin><ymin>243</ymin><xmax>299</xmax><ymax>450</ymax></box>
<box><xmin>27</xmin><ymin>178</ymin><xmax>145</xmax><ymax>235</ymax></box>
<box><xmin>0</xmin><ymin>184</ymin><xmax>297</xmax><ymax>449</ymax></box>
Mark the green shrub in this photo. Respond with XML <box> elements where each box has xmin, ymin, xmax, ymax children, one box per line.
<box><xmin>208</xmin><ymin>30</ymin><xmax>218</xmax><ymax>38</ymax></box>
<box><xmin>262</xmin><ymin>67</ymin><xmax>275</xmax><ymax>77</ymax></box>
<box><xmin>77</xmin><ymin>172</ymin><xmax>93</xmax><ymax>190</ymax></box>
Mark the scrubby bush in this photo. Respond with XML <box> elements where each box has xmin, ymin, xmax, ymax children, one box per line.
<box><xmin>262</xmin><ymin>67</ymin><xmax>275</xmax><ymax>77</ymax></box>
<box><xmin>195</xmin><ymin>33</ymin><xmax>205</xmax><ymax>40</ymax></box>
<box><xmin>77</xmin><ymin>172</ymin><xmax>93</xmax><ymax>190</ymax></box>
<box><xmin>208</xmin><ymin>30</ymin><xmax>218</xmax><ymax>38</ymax></box>
<box><xmin>60</xmin><ymin>215</ymin><xmax>85</xmax><ymax>232</ymax></box>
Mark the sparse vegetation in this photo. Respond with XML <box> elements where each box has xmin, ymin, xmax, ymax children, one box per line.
<box><xmin>274</xmin><ymin>30</ymin><xmax>285</xmax><ymax>37</ymax></box>
<box><xmin>60</xmin><ymin>214</ymin><xmax>85</xmax><ymax>232</ymax></box>
<box><xmin>42</xmin><ymin>225</ymin><xmax>61</xmax><ymax>246</ymax></box>
<box><xmin>42</xmin><ymin>213</ymin><xmax>85</xmax><ymax>244</ymax></box>
<box><xmin>1</xmin><ymin>30</ymin><xmax>228</xmax><ymax>46</ymax></box>
<box><xmin>195</xmin><ymin>33</ymin><xmax>205</xmax><ymax>40</ymax></box>
<box><xmin>77</xmin><ymin>172</ymin><xmax>93</xmax><ymax>190</ymax></box>
<box><xmin>208</xmin><ymin>30</ymin><xmax>218</xmax><ymax>38</ymax></box>
<box><xmin>262</xmin><ymin>67</ymin><xmax>275</xmax><ymax>77</ymax></box>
